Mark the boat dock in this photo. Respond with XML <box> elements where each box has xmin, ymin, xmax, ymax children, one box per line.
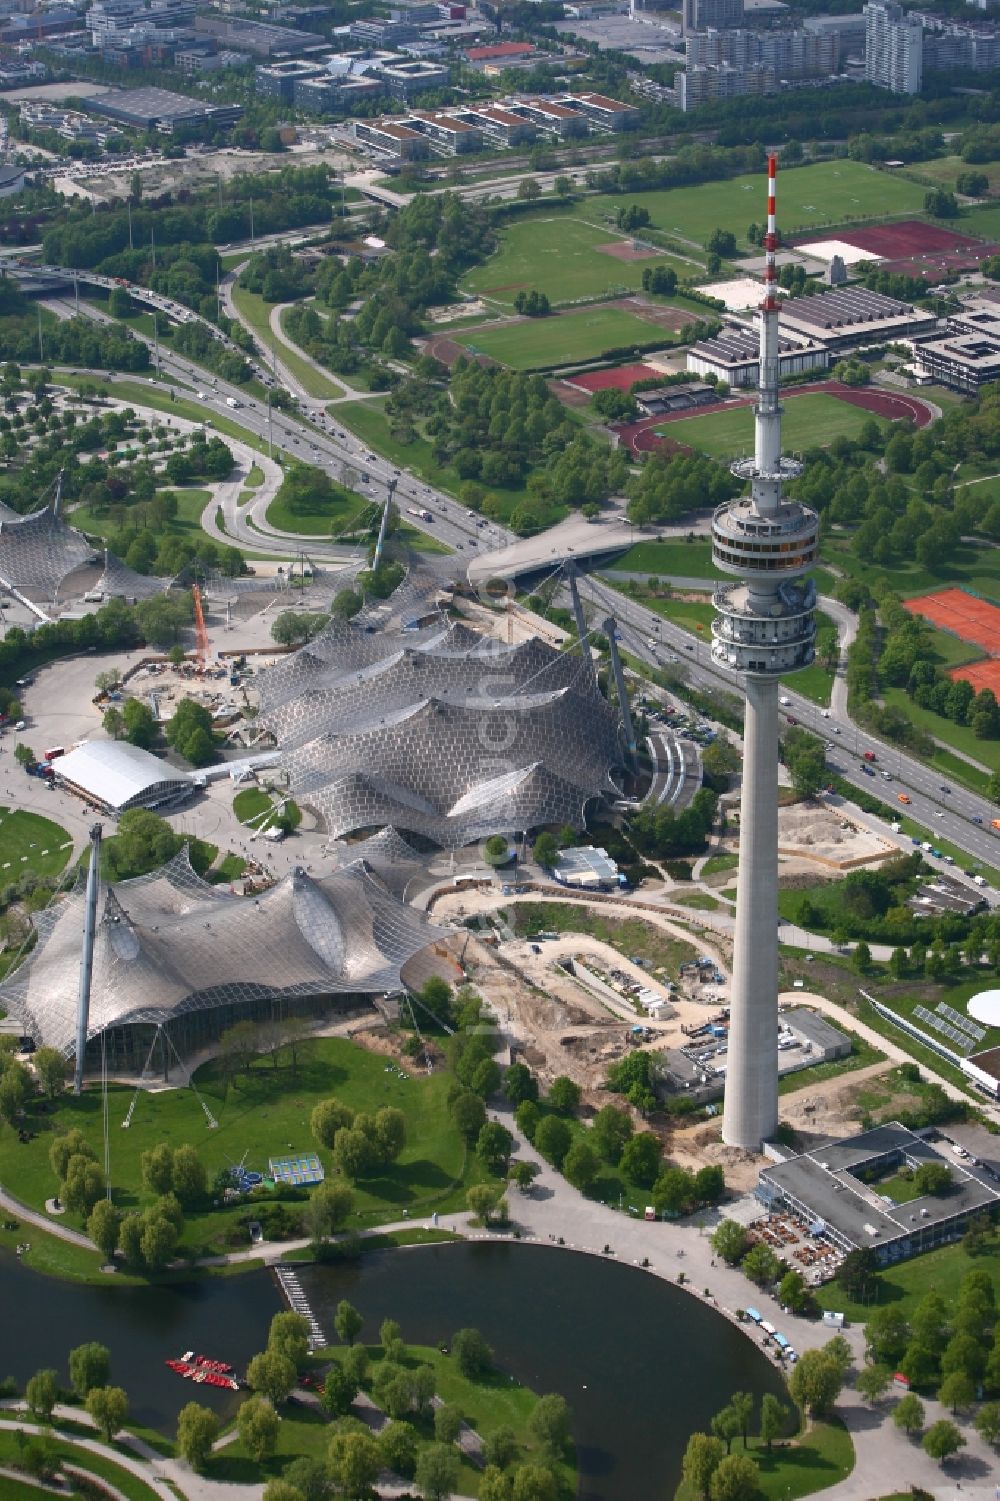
<box><xmin>274</xmin><ymin>1265</ymin><xmax>325</xmax><ymax>1350</ymax></box>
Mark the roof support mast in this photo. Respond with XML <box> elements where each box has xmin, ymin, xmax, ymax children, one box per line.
<box><xmin>73</xmin><ymin>822</ymin><xmax>103</xmax><ymax>1096</ymax></box>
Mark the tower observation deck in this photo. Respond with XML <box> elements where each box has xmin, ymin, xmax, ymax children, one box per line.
<box><xmin>712</xmin><ymin>157</ymin><xmax>819</xmax><ymax>1153</ymax></box>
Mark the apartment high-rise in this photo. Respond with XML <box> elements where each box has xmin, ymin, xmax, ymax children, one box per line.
<box><xmin>865</xmin><ymin>0</ymin><xmax>923</xmax><ymax>93</ymax></box>
<box><xmin>682</xmin><ymin>0</ymin><xmax>743</xmax><ymax>36</ymax></box>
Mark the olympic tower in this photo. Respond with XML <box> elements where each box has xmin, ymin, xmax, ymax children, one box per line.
<box><xmin>711</xmin><ymin>157</ymin><xmax>819</xmax><ymax>1152</ymax></box>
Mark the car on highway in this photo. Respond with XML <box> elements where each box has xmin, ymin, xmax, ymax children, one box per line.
<box><xmin>974</xmin><ymin>816</ymin><xmax>984</xmax><ymax>825</ymax></box>
<box><xmin>935</xmin><ymin>811</ymin><xmax>944</xmax><ymax>818</ymax></box>
<box><xmin>786</xmin><ymin>716</ymin><xmax>797</xmax><ymax>725</ymax></box>
<box><xmin>940</xmin><ymin>784</ymin><xmax>951</xmax><ymax>794</ymax></box>
<box><xmin>832</xmin><ymin>726</ymin><xmax>841</xmax><ymax>734</ymax></box>
<box><xmin>898</xmin><ymin>793</ymin><xmax>912</xmax><ymax>804</ymax></box>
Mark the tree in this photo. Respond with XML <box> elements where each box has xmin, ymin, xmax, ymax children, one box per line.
<box><xmin>741</xmin><ymin>1244</ymin><xmax>780</xmax><ymax>1287</ymax></box>
<box><xmin>865</xmin><ymin>1306</ymin><xmax>910</xmax><ymax>1368</ymax></box>
<box><xmin>327</xmin><ymin>1428</ymin><xmax>380</xmax><ymax>1497</ymax></box>
<box><xmin>837</xmin><ymin>1247</ymin><xmax>878</xmax><ymax>1304</ymax></box>
<box><xmin>975</xmin><ymin>1401</ymin><xmax>1000</xmax><ymax>1447</ymax></box>
<box><xmin>938</xmin><ymin>1370</ymin><xmax>974</xmax><ymax>1414</ymax></box>
<box><xmin>452</xmin><ymin>1327</ymin><xmax>493</xmax><ymax>1380</ymax></box>
<box><xmin>483</xmin><ymin>1425</ymin><xmax>518</xmax><ymax>1469</ymax></box>
<box><xmin>562</xmin><ymin>1138</ymin><xmax>601</xmax><ymax>1191</ymax></box>
<box><xmin>237</xmin><ymin>1396</ymin><xmax>281</xmax><ymax>1461</ymax></box>
<box><xmin>141</xmin><ymin>1142</ymin><xmax>175</xmax><ymax>1196</ymax></box>
<box><xmin>85</xmin><ymin>1387</ymin><xmax>129</xmax><ymax>1444</ymax></box>
<box><xmin>709</xmin><ymin>1453</ymin><xmax>759</xmax><ymax>1501</ymax></box>
<box><xmin>321</xmin><ymin>1362</ymin><xmax>358</xmax><ymax>1418</ymax></box>
<box><xmin>467</xmin><ymin>1182</ymin><xmax>507</xmax><ymax>1225</ymax></box>
<box><xmin>788</xmin><ymin>1350</ymin><xmax>844</xmax><ymax>1417</ymax></box>
<box><xmin>176</xmin><ymin>1402</ymin><xmax>219</xmax><ymax>1471</ymax></box>
<box><xmin>451</xmin><ymin>1090</ymin><xmax>487</xmax><ymax>1141</ymax></box>
<box><xmin>333</xmin><ymin>1126</ymin><xmax>375</xmax><ymax>1180</ymax></box>
<box><xmin>922</xmin><ymin>1419</ymin><xmax>965</xmax><ymax>1464</ymax></box>
<box><xmin>305</xmin><ymin>1181</ymin><xmax>354</xmax><ymax>1242</ymax></box>
<box><xmin>533</xmin><ymin>1115</ymin><xmax>572</xmax><ymax>1169</ymax></box>
<box><xmin>711</xmin><ymin>1406</ymin><xmax>741</xmax><ymax>1454</ymax></box>
<box><xmin>778</xmin><ymin>1269</ymin><xmax>811</xmax><ymax>1315</ymax></box>
<box><xmin>246</xmin><ymin>1350</ymin><xmax>297</xmax><ymax>1406</ymax></box>
<box><xmin>33</xmin><ymin>1047</ymin><xmax>67</xmax><ymax>1099</ymax></box>
<box><xmin>547</xmin><ymin>1075</ymin><xmax>581</xmax><ymax>1113</ymax></box>
<box><xmin>63</xmin><ymin>1157</ymin><xmax>106</xmax><ymax>1217</ymax></box>
<box><xmin>511</xmin><ymin>1464</ymin><xmax>559</xmax><ymax>1501</ymax></box>
<box><xmin>334</xmin><ymin>1302</ymin><xmax>361</xmax><ymax>1350</ymax></box>
<box><xmin>484</xmin><ymin>835</ymin><xmax>510</xmax><ymax>866</ymax></box>
<box><xmin>590</xmin><ymin>1104</ymin><xmax>633</xmax><ymax>1164</ymax></box>
<box><xmin>269</xmin><ymin>1312</ymin><xmax>310</xmax><ymax>1371</ymax></box>
<box><xmin>759</xmin><ymin>1393</ymin><xmax>786</xmax><ymax>1451</ymax></box>
<box><xmin>527</xmin><ymin>1393</ymin><xmax>571</xmax><ymax>1456</ymax></box>
<box><xmin>139</xmin><ymin>1210</ymin><xmax>178</xmax><ymax>1271</ymax></box>
<box><xmin>171</xmin><ymin>1145</ymin><xmax>207</xmax><ymax>1206</ymax></box>
<box><xmin>855</xmin><ymin>1364</ymin><xmax>890</xmax><ymax>1405</ymax></box>
<box><xmin>87</xmin><ymin>1199</ymin><xmax>121</xmax><ymax>1263</ymax></box>
<box><xmin>620</xmin><ymin>1132</ymin><xmax>662</xmax><ymax>1188</ymax></box>
<box><xmin>533</xmin><ymin>832</ymin><xmax>558</xmax><ymax>868</ymax></box>
<box><xmin>681</xmin><ymin>1433</ymin><xmax>725</xmax><ymax>1501</ymax></box>
<box><xmin>729</xmin><ymin>1392</ymin><xmax>753</xmax><ymax>1449</ymax></box>
<box><xmin>912</xmin><ymin>1162</ymin><xmax>952</xmax><ymax>1196</ymax></box>
<box><xmin>310</xmin><ymin>1097</ymin><xmax>354</xmax><ymax>1149</ymax></box>
<box><xmin>892</xmin><ymin>1393</ymin><xmax>925</xmax><ymax>1435</ymax></box>
<box><xmin>510</xmin><ymin>1160</ymin><xmax>540</xmax><ymax>1192</ymax></box>
<box><xmin>0</xmin><ymin>1062</ymin><xmax>31</xmax><ymax>1126</ymax></box>
<box><xmin>69</xmin><ymin>1342</ymin><xmax>110</xmax><ymax>1399</ymax></box>
<box><xmin>504</xmin><ymin>1063</ymin><xmax>538</xmax><ymax>1106</ymax></box>
<box><xmin>481</xmin><ymin>1467</ymin><xmax>512</xmax><ymax>1501</ymax></box>
<box><xmin>435</xmin><ymin>1404</ymin><xmax>463</xmax><ymax>1444</ymax></box>
<box><xmin>378</xmin><ymin>1421</ymin><xmax>418</xmax><ymax>1479</ymax></box>
<box><xmin>26</xmin><ymin>1369</ymin><xmax>58</xmax><ymax>1421</ymax></box>
<box><xmin>712</xmin><ymin>1220</ymin><xmax>749</xmax><ymax>1265</ymax></box>
<box><xmin>476</xmin><ymin>1120</ymin><xmax>514</xmax><ymax>1176</ymax></box>
<box><xmin>415</xmin><ymin>1443</ymin><xmax>461</xmax><ymax>1501</ymax></box>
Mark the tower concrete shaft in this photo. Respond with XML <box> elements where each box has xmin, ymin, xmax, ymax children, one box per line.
<box><xmin>73</xmin><ymin>821</ymin><xmax>103</xmax><ymax>1095</ymax></box>
<box><xmin>711</xmin><ymin>156</ymin><xmax>819</xmax><ymax>1151</ymax></box>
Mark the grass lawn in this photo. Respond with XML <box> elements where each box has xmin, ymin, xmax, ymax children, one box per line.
<box><xmin>461</xmin><ymin>213</ymin><xmax>697</xmax><ymax>308</ymax></box>
<box><xmin>0</xmin><ymin>1038</ymin><xmax>488</xmax><ymax>1255</ymax></box>
<box><xmin>672</xmin><ymin>891</ymin><xmax>721</xmax><ymax>910</ymax></box>
<box><xmin>586</xmin><ymin>159</ymin><xmax>926</xmax><ymax>252</ymax></box>
<box><xmin>818</xmin><ymin>1229</ymin><xmax>1000</xmax><ymax>1322</ymax></box>
<box><xmin>0</xmin><ymin>806</ymin><xmax>74</xmax><ymax>882</ymax></box>
<box><xmin>232</xmin><ymin>283</ymin><xmax>341</xmax><ymax>400</ymax></box>
<box><xmin>875</xmin><ymin>1169</ymin><xmax>923</xmax><ymax>1204</ymax></box>
<box><xmin>454</xmin><ymin>305</ymin><xmax>674</xmax><ymax>371</ymax></box>
<box><xmin>214</xmin><ymin>1344</ymin><xmax>575</xmax><ymax>1498</ymax></box>
<box><xmin>658</xmin><ymin>393</ymin><xmax>885</xmax><ymax>459</ymax></box>
<box><xmin>277</xmin><ymin>306</ymin><xmax>348</xmax><ymax>400</ymax></box>
<box><xmin>70</xmin><ymin>487</ymin><xmax>211</xmax><ymax>545</ymax></box>
<box><xmin>264</xmin><ymin>475</ymin><xmax>371</xmax><ymax>539</ymax></box>
<box><xmin>675</xmin><ymin>1420</ymin><xmax>854</xmax><ymax>1501</ymax></box>
<box><xmin>0</xmin><ymin>1427</ymin><xmax>162</xmax><ymax>1501</ymax></box>
<box><xmin>641</xmin><ymin>594</ymin><xmax>715</xmax><ymax>636</ymax></box>
<box><xmin>777</xmin><ymin>1030</ymin><xmax>886</xmax><ymax>1097</ymax></box>
<box><xmin>825</xmin><ymin>533</ymin><xmax>1000</xmax><ymax>605</ymax></box>
<box><xmin>882</xmin><ymin>684</ymin><xmax>1000</xmax><ymax>773</ymax></box>
<box><xmin>793</xmin><ymin>612</ymin><xmax>839</xmax><ymax>708</ymax></box>
<box><xmin>609</xmin><ymin>540</ymin><xmax>721</xmax><ymax>581</ymax></box>
<box><xmin>508</xmin><ymin>900</ymin><xmax>696</xmax><ymax>975</ymax></box>
<box><xmin>701</xmin><ymin>852</ymin><xmax>738</xmax><ymax>877</ymax></box>
<box><xmin>232</xmin><ymin>786</ymin><xmax>273</xmax><ymax>824</ymax></box>
<box><xmin>955</xmin><ymin>202</ymin><xmax>1000</xmax><ymax>242</ymax></box>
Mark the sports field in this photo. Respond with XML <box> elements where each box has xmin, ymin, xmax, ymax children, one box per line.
<box><xmin>0</xmin><ymin>807</ymin><xmax>74</xmax><ymax>882</ymax></box>
<box><xmin>455</xmin><ymin>306</ymin><xmax>667</xmax><ymax>370</ymax></box>
<box><xmin>461</xmin><ymin>215</ymin><xmax>694</xmax><ymax>308</ymax></box>
<box><xmin>583</xmin><ymin>160</ymin><xmax>928</xmax><ymax>252</ymax></box>
<box><xmin>656</xmin><ymin>392</ymin><xmax>880</xmax><ymax>458</ymax></box>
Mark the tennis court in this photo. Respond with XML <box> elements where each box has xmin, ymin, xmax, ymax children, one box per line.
<box><xmin>903</xmin><ymin>587</ymin><xmax>1000</xmax><ymax>656</ymax></box>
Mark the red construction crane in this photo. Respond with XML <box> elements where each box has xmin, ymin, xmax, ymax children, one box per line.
<box><xmin>191</xmin><ymin>583</ymin><xmax>209</xmax><ymax>673</ymax></box>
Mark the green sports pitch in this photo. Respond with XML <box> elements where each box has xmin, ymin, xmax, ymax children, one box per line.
<box><xmin>583</xmin><ymin>159</ymin><xmax>928</xmax><ymax>253</ymax></box>
<box><xmin>454</xmin><ymin>305</ymin><xmax>667</xmax><ymax>370</ymax></box>
<box><xmin>657</xmin><ymin>392</ymin><xmax>882</xmax><ymax>458</ymax></box>
<box><xmin>460</xmin><ymin>215</ymin><xmax>694</xmax><ymax>308</ymax></box>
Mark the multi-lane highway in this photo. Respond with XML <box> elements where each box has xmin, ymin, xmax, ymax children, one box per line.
<box><xmin>45</xmin><ymin>271</ymin><xmax>1000</xmax><ymax>875</ymax></box>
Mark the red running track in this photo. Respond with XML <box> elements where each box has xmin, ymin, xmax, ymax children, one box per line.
<box><xmin>615</xmin><ymin>380</ymin><xmax>935</xmax><ymax>457</ymax></box>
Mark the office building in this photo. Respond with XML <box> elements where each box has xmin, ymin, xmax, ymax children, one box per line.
<box><xmin>682</xmin><ymin>0</ymin><xmax>743</xmax><ymax>33</ymax></box>
<box><xmin>865</xmin><ymin>0</ymin><xmax>923</xmax><ymax>93</ymax></box>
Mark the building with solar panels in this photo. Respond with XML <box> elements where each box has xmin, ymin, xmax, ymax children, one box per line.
<box><xmin>0</xmin><ymin>845</ymin><xmax>443</xmax><ymax>1074</ymax></box>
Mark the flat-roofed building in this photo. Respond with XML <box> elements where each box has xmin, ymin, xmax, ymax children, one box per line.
<box><xmin>558</xmin><ymin>89</ymin><xmax>640</xmax><ymax>128</ymax></box>
<box><xmin>196</xmin><ymin>12</ymin><xmax>325</xmax><ymax>55</ymax></box>
<box><xmin>758</xmin><ymin>1121</ymin><xmax>1000</xmax><ymax>1264</ymax></box>
<box><xmin>515</xmin><ymin>97</ymin><xmax>589</xmax><ymax>136</ymax></box>
<box><xmin>255</xmin><ymin>57</ymin><xmax>327</xmax><ymax>100</ymax></box>
<box><xmin>466</xmin><ymin>103</ymin><xmax>536</xmax><ymax>145</ymax></box>
<box><xmin>464</xmin><ymin>40</ymin><xmax>536</xmax><ymax>65</ymax></box>
<box><xmin>409</xmin><ymin>109</ymin><xmax>481</xmax><ymax>152</ymax></box>
<box><xmin>914</xmin><ymin>330</ymin><xmax>1000</xmax><ymax>394</ymax></box>
<box><xmin>778</xmin><ymin>285</ymin><xmax>937</xmax><ymax>351</ymax></box>
<box><xmin>686</xmin><ymin>321</ymin><xmax>829</xmax><ymax>385</ymax></box>
<box><xmin>377</xmin><ymin>56</ymin><xmax>450</xmax><ymax>97</ymax></box>
<box><xmin>353</xmin><ymin>118</ymin><xmax>429</xmax><ymax>160</ymax></box>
